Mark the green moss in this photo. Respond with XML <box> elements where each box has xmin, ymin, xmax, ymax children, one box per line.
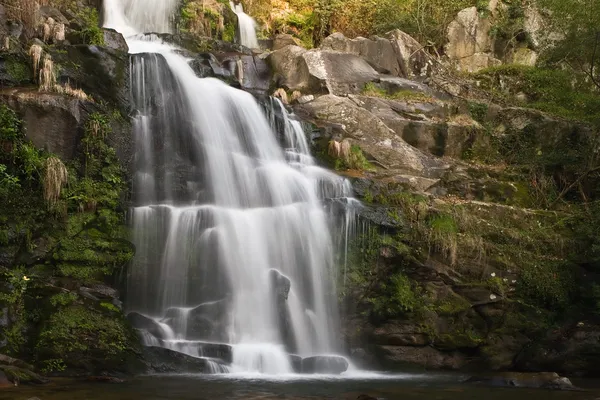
<box><xmin>362</xmin><ymin>82</ymin><xmax>434</xmax><ymax>102</ymax></box>
<box><xmin>368</xmin><ymin>273</ymin><xmax>421</xmax><ymax>318</ymax></box>
<box><xmin>5</xmin><ymin>58</ymin><xmax>32</xmax><ymax>83</ymax></box>
<box><xmin>0</xmin><ymin>104</ymin><xmax>23</xmax><ymax>141</ymax></box>
<box><xmin>222</xmin><ymin>22</ymin><xmax>235</xmax><ymax>42</ymax></box>
<box><xmin>36</xmin><ymin>305</ymin><xmax>134</xmax><ymax>364</ymax></box>
<box><xmin>475</xmin><ymin>65</ymin><xmax>600</xmax><ymax>123</ymax></box>
<box><xmin>468</xmin><ymin>101</ymin><xmax>488</xmax><ymax>124</ymax></box>
<box><xmin>50</xmin><ymin>292</ymin><xmax>78</xmax><ymax>307</ymax></box>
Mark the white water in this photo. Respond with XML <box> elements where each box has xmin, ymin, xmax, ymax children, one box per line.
<box><xmin>229</xmin><ymin>1</ymin><xmax>259</xmax><ymax>49</ymax></box>
<box><xmin>104</xmin><ymin>0</ymin><xmax>358</xmax><ymax>375</ymax></box>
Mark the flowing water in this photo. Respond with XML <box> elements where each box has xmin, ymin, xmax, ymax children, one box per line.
<box><xmin>229</xmin><ymin>1</ymin><xmax>260</xmax><ymax>49</ymax></box>
<box><xmin>103</xmin><ymin>0</ymin><xmax>359</xmax><ymax>375</ymax></box>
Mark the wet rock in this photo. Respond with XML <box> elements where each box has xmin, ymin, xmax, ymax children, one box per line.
<box><xmin>301</xmin><ymin>355</ymin><xmax>349</xmax><ymax>374</ymax></box>
<box><xmin>238</xmin><ymin>55</ymin><xmax>271</xmax><ymax>93</ymax></box>
<box><xmin>196</xmin><ymin>342</ymin><xmax>233</xmax><ymax>363</ymax></box>
<box><xmin>0</xmin><ymin>366</ymin><xmax>49</xmax><ymax>385</ymax></box>
<box><xmin>289</xmin><ymin>354</ymin><xmax>302</xmax><ymax>373</ymax></box>
<box><xmin>465</xmin><ymin>372</ymin><xmax>579</xmax><ymax>390</ymax></box>
<box><xmin>142</xmin><ymin>346</ymin><xmax>228</xmax><ymax>374</ymax></box>
<box><xmin>127</xmin><ymin>312</ymin><xmax>169</xmax><ymax>340</ymax></box>
<box><xmin>269</xmin><ymin>269</ymin><xmax>291</xmax><ymax>300</ymax></box>
<box><xmin>102</xmin><ymin>28</ymin><xmax>128</xmax><ymax>52</ymax></box>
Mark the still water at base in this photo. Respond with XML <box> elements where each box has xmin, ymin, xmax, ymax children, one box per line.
<box><xmin>2</xmin><ymin>375</ymin><xmax>599</xmax><ymax>400</ymax></box>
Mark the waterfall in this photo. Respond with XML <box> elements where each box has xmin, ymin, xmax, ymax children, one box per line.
<box><xmin>104</xmin><ymin>0</ymin><xmax>358</xmax><ymax>375</ymax></box>
<box><xmin>229</xmin><ymin>1</ymin><xmax>259</xmax><ymax>49</ymax></box>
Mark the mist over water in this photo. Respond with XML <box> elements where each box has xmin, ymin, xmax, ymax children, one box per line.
<box><xmin>103</xmin><ymin>0</ymin><xmax>359</xmax><ymax>375</ymax></box>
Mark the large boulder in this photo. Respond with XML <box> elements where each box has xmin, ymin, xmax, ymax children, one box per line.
<box><xmin>296</xmin><ymin>94</ymin><xmax>448</xmax><ymax>177</ymax></box>
<box><xmin>142</xmin><ymin>347</ymin><xmax>228</xmax><ymax>374</ymax></box>
<box><xmin>127</xmin><ymin>312</ymin><xmax>171</xmax><ymax>341</ymax></box>
<box><xmin>268</xmin><ymin>46</ymin><xmax>379</xmax><ymax>95</ymax></box>
<box><xmin>445</xmin><ymin>7</ymin><xmax>500</xmax><ymax>72</ymax></box>
<box><xmin>301</xmin><ymin>355</ymin><xmax>349</xmax><ymax>374</ymax></box>
<box><xmin>321</xmin><ymin>33</ymin><xmax>402</xmax><ymax>76</ymax></box>
<box><xmin>0</xmin><ymin>89</ymin><xmax>88</xmax><ymax>160</ymax></box>
<box><xmin>321</xmin><ymin>31</ymin><xmax>431</xmax><ymax>78</ymax></box>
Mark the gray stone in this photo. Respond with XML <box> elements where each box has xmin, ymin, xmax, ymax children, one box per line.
<box><xmin>142</xmin><ymin>347</ymin><xmax>229</xmax><ymax>374</ymax></box>
<box><xmin>273</xmin><ymin>34</ymin><xmax>299</xmax><ymax>50</ymax></box>
<box><xmin>0</xmin><ymin>89</ymin><xmax>86</xmax><ymax>160</ymax></box>
<box><xmin>127</xmin><ymin>312</ymin><xmax>170</xmax><ymax>340</ymax></box>
<box><xmin>268</xmin><ymin>46</ymin><xmax>379</xmax><ymax>95</ymax></box>
<box><xmin>297</xmin><ymin>94</ymin><xmax>448</xmax><ymax>177</ymax></box>
<box><xmin>102</xmin><ymin>28</ymin><xmax>129</xmax><ymax>52</ymax></box>
<box><xmin>301</xmin><ymin>355</ymin><xmax>349</xmax><ymax>374</ymax></box>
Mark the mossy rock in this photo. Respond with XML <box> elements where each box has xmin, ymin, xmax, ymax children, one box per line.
<box><xmin>35</xmin><ymin>304</ymin><xmax>142</xmax><ymax>374</ymax></box>
<box><xmin>0</xmin><ymin>365</ymin><xmax>48</xmax><ymax>384</ymax></box>
<box><xmin>0</xmin><ymin>54</ymin><xmax>33</xmax><ymax>87</ymax></box>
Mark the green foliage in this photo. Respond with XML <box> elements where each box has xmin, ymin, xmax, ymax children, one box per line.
<box><xmin>368</xmin><ymin>272</ymin><xmax>421</xmax><ymax>319</ymax></box>
<box><xmin>335</xmin><ymin>145</ymin><xmax>376</xmax><ymax>171</ymax></box>
<box><xmin>518</xmin><ymin>262</ymin><xmax>575</xmax><ymax>308</ymax></box>
<box><xmin>41</xmin><ymin>358</ymin><xmax>67</xmax><ymax>373</ymax></box>
<box><xmin>0</xmin><ymin>104</ymin><xmax>23</xmax><ymax>141</ymax></box>
<box><xmin>0</xmin><ymin>267</ymin><xmax>30</xmax><ymax>354</ymax></box>
<box><xmin>0</xmin><ymin>165</ymin><xmax>20</xmax><ymax>198</ymax></box>
<box><xmin>222</xmin><ymin>22</ymin><xmax>236</xmax><ymax>42</ymax></box>
<box><xmin>100</xmin><ymin>302</ymin><xmax>120</xmax><ymax>313</ymax></box>
<box><xmin>475</xmin><ymin>65</ymin><xmax>600</xmax><ymax>123</ymax></box>
<box><xmin>36</xmin><ymin>306</ymin><xmax>132</xmax><ymax>362</ymax></box>
<box><xmin>468</xmin><ymin>101</ymin><xmax>488</xmax><ymax>124</ymax></box>
<box><xmin>77</xmin><ymin>8</ymin><xmax>105</xmax><ymax>45</ymax></box>
<box><xmin>5</xmin><ymin>58</ymin><xmax>32</xmax><ymax>83</ymax></box>
<box><xmin>50</xmin><ymin>292</ymin><xmax>78</xmax><ymax>307</ymax></box>
<box><xmin>370</xmin><ymin>0</ymin><xmax>475</xmax><ymax>47</ymax></box>
<box><xmin>536</xmin><ymin>0</ymin><xmax>600</xmax><ymax>90</ymax></box>
<box><xmin>14</xmin><ymin>143</ymin><xmax>44</xmax><ymax>181</ymax></box>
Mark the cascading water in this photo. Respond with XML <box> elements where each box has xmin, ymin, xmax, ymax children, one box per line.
<box><xmin>229</xmin><ymin>1</ymin><xmax>259</xmax><ymax>49</ymax></box>
<box><xmin>104</xmin><ymin>0</ymin><xmax>359</xmax><ymax>375</ymax></box>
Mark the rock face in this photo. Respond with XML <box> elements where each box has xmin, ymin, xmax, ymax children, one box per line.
<box><xmin>297</xmin><ymin>94</ymin><xmax>447</xmax><ymax>177</ymax></box>
<box><xmin>0</xmin><ymin>89</ymin><xmax>88</xmax><ymax>160</ymax></box>
<box><xmin>142</xmin><ymin>347</ymin><xmax>228</xmax><ymax>374</ymax></box>
<box><xmin>268</xmin><ymin>45</ymin><xmax>379</xmax><ymax>95</ymax></box>
<box><xmin>445</xmin><ymin>7</ymin><xmax>501</xmax><ymax>72</ymax></box>
<box><xmin>321</xmin><ymin>30</ymin><xmax>431</xmax><ymax>78</ymax></box>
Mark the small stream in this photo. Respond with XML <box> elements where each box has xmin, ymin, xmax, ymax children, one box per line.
<box><xmin>2</xmin><ymin>374</ymin><xmax>599</xmax><ymax>400</ymax></box>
